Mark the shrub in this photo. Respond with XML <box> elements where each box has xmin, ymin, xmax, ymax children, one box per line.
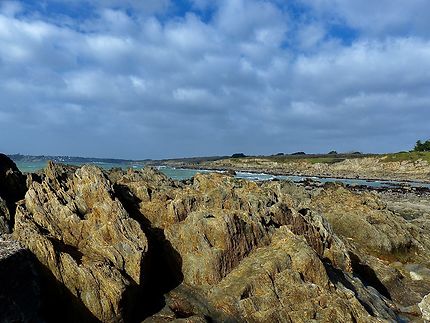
<box><xmin>414</xmin><ymin>140</ymin><xmax>430</xmax><ymax>152</ymax></box>
<box><xmin>231</xmin><ymin>153</ymin><xmax>246</xmax><ymax>158</ymax></box>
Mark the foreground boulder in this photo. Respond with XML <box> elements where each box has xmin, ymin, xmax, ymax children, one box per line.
<box><xmin>0</xmin><ymin>154</ymin><xmax>26</xmax><ymax>234</ymax></box>
<box><xmin>13</xmin><ymin>162</ymin><xmax>148</xmax><ymax>322</ymax></box>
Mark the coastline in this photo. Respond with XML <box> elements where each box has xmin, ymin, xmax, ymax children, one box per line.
<box><xmin>2</xmin><ymin>155</ymin><xmax>430</xmax><ymax>321</ymax></box>
<box><xmin>166</xmin><ymin>163</ymin><xmax>430</xmax><ymax>186</ymax></box>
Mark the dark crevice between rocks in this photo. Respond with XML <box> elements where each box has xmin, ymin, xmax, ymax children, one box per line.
<box><xmin>298</xmin><ymin>208</ymin><xmax>308</xmax><ymax>216</ymax></box>
<box><xmin>349</xmin><ymin>252</ymin><xmax>391</xmax><ymax>300</ymax></box>
<box><xmin>240</xmin><ymin>286</ymin><xmax>252</xmax><ymax>300</ymax></box>
<box><xmin>262</xmin><ymin>217</ymin><xmax>282</xmax><ymax>229</ymax></box>
<box><xmin>166</xmin><ymin>284</ymin><xmax>234</xmax><ymax>322</ymax></box>
<box><xmin>47</xmin><ymin>237</ymin><xmax>84</xmax><ymax>265</ymax></box>
<box><xmin>74</xmin><ymin>206</ymin><xmax>87</xmax><ymax>220</ymax></box>
<box><xmin>324</xmin><ymin>262</ymin><xmax>377</xmax><ymax>317</ymax></box>
<box><xmin>113</xmin><ymin>184</ymin><xmax>184</xmax><ymax>322</ymax></box>
<box><xmin>324</xmin><ymin>261</ymin><xmax>399</xmax><ymax>321</ymax></box>
<box><xmin>33</xmin><ymin>221</ymin><xmax>51</xmax><ymax>236</ymax></box>
<box><xmin>171</xmin><ymin>307</ymin><xmax>194</xmax><ymax>319</ymax></box>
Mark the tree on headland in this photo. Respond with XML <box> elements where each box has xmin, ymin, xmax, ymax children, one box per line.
<box><xmin>231</xmin><ymin>153</ymin><xmax>246</xmax><ymax>158</ymax></box>
<box><xmin>414</xmin><ymin>140</ymin><xmax>430</xmax><ymax>152</ymax></box>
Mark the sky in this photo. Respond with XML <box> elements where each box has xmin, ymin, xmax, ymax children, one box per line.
<box><xmin>0</xmin><ymin>0</ymin><xmax>429</xmax><ymax>159</ymax></box>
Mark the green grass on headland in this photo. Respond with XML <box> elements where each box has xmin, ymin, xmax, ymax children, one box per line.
<box><xmin>382</xmin><ymin>151</ymin><xmax>430</xmax><ymax>163</ymax></box>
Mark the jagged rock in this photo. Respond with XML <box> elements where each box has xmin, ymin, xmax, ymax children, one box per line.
<box><xmin>310</xmin><ymin>183</ymin><xmax>430</xmax><ymax>317</ymax></box>
<box><xmin>115</xmin><ymin>168</ymin><xmax>398</xmax><ymax>321</ymax></box>
<box><xmin>13</xmin><ymin>162</ymin><xmax>148</xmax><ymax>322</ymax></box>
<box><xmin>0</xmin><ymin>240</ymin><xmax>44</xmax><ymax>323</ymax></box>
<box><xmin>0</xmin><ymin>154</ymin><xmax>26</xmax><ymax>234</ymax></box>
<box><xmin>117</xmin><ymin>170</ymin><xmax>351</xmax><ymax>285</ymax></box>
<box><xmin>2</xmin><ymin>161</ymin><xmax>424</xmax><ymax>322</ymax></box>
<box><xmin>207</xmin><ymin>227</ymin><xmax>390</xmax><ymax>322</ymax></box>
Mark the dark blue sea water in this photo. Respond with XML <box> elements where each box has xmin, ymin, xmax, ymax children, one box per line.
<box><xmin>14</xmin><ymin>161</ymin><xmax>430</xmax><ymax>189</ymax></box>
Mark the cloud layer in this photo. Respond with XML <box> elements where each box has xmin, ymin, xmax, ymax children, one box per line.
<box><xmin>1</xmin><ymin>0</ymin><xmax>429</xmax><ymax>158</ymax></box>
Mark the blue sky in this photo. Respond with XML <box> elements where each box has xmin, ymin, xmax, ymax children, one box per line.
<box><xmin>1</xmin><ymin>0</ymin><xmax>429</xmax><ymax>159</ymax></box>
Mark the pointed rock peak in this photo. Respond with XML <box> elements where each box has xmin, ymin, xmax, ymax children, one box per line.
<box><xmin>44</xmin><ymin>161</ymin><xmax>78</xmax><ymax>182</ymax></box>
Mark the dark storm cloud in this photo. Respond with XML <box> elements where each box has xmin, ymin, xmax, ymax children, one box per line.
<box><xmin>0</xmin><ymin>0</ymin><xmax>429</xmax><ymax>159</ymax></box>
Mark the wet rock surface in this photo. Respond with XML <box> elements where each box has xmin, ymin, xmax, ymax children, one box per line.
<box><xmin>1</xmin><ymin>153</ymin><xmax>430</xmax><ymax>322</ymax></box>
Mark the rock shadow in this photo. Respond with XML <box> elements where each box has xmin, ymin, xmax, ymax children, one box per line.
<box><xmin>348</xmin><ymin>252</ymin><xmax>391</xmax><ymax>300</ymax></box>
<box><xmin>28</xmin><ymin>252</ymin><xmax>100</xmax><ymax>323</ymax></box>
<box><xmin>114</xmin><ymin>184</ymin><xmax>184</xmax><ymax>322</ymax></box>
<box><xmin>323</xmin><ymin>261</ymin><xmax>397</xmax><ymax>321</ymax></box>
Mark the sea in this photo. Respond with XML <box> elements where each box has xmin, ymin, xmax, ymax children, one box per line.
<box><xmin>14</xmin><ymin>160</ymin><xmax>430</xmax><ymax>190</ymax></box>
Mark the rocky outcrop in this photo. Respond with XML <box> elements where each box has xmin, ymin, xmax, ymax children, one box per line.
<box><xmin>309</xmin><ymin>183</ymin><xmax>430</xmax><ymax>320</ymax></box>
<box><xmin>0</xmin><ymin>154</ymin><xmax>26</xmax><ymax>234</ymax></box>
<box><xmin>116</xmin><ymin>170</ymin><xmax>350</xmax><ymax>283</ymax></box>
<box><xmin>206</xmin><ymin>227</ymin><xmax>393</xmax><ymax>322</ymax></box>
<box><xmin>2</xmin><ymin>160</ymin><xmax>429</xmax><ymax>322</ymax></box>
<box><xmin>310</xmin><ymin>183</ymin><xmax>418</xmax><ymax>259</ymax></box>
<box><xmin>115</xmin><ymin>168</ymin><xmax>400</xmax><ymax>322</ymax></box>
<box><xmin>13</xmin><ymin>162</ymin><xmax>148</xmax><ymax>322</ymax></box>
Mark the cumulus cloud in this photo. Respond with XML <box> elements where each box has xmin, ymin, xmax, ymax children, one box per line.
<box><xmin>299</xmin><ymin>0</ymin><xmax>430</xmax><ymax>37</ymax></box>
<box><xmin>0</xmin><ymin>0</ymin><xmax>429</xmax><ymax>158</ymax></box>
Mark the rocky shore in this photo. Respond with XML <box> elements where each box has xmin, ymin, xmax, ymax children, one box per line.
<box><xmin>160</xmin><ymin>155</ymin><xmax>430</xmax><ymax>183</ymax></box>
<box><xmin>1</xmin><ymin>153</ymin><xmax>430</xmax><ymax>322</ymax></box>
